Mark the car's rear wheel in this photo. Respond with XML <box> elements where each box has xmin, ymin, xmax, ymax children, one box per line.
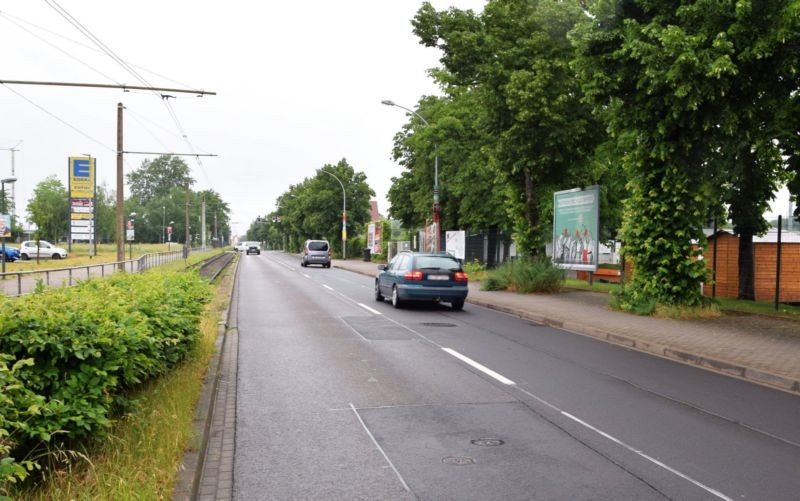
<box><xmin>374</xmin><ymin>281</ymin><xmax>384</xmax><ymax>302</ymax></box>
<box><xmin>451</xmin><ymin>299</ymin><xmax>465</xmax><ymax>311</ymax></box>
<box><xmin>391</xmin><ymin>286</ymin><xmax>403</xmax><ymax>309</ymax></box>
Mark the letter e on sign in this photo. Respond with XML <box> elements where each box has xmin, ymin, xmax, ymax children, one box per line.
<box><xmin>73</xmin><ymin>159</ymin><xmax>91</xmax><ymax>177</ymax></box>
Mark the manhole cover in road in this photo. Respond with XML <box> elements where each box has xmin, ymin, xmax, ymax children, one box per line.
<box><xmin>442</xmin><ymin>456</ymin><xmax>475</xmax><ymax>466</ymax></box>
<box><xmin>471</xmin><ymin>438</ymin><xmax>504</xmax><ymax>447</ymax></box>
<box><xmin>420</xmin><ymin>322</ymin><xmax>457</xmax><ymax>328</ymax></box>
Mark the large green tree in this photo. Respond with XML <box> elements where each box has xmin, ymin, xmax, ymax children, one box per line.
<box><xmin>264</xmin><ymin>159</ymin><xmax>374</xmax><ymax>256</ymax></box>
<box><xmin>572</xmin><ymin>0</ymin><xmax>800</xmax><ymax>305</ymax></box>
<box><xmin>387</xmin><ymin>92</ymin><xmax>509</xmax><ymax>234</ymax></box>
<box><xmin>26</xmin><ymin>176</ymin><xmax>68</xmax><ymax>243</ymax></box>
<box><xmin>413</xmin><ymin>0</ymin><xmax>603</xmax><ymax>253</ymax></box>
<box><xmin>125</xmin><ymin>155</ymin><xmax>231</xmax><ymax>245</ymax></box>
<box><xmin>127</xmin><ymin>155</ymin><xmax>193</xmax><ymax>205</ymax></box>
<box><xmin>94</xmin><ymin>182</ymin><xmax>117</xmax><ymax>243</ymax></box>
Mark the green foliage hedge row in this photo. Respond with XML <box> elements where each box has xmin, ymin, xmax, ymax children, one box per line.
<box><xmin>482</xmin><ymin>257</ymin><xmax>563</xmax><ymax>294</ymax></box>
<box><xmin>0</xmin><ymin>271</ymin><xmax>212</xmax><ymax>493</ymax></box>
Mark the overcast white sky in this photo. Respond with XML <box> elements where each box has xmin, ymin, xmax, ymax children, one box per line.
<box><xmin>1</xmin><ymin>0</ymin><xmax>792</xmax><ymax>240</ymax></box>
<box><xmin>1</xmin><ymin>0</ymin><xmax>486</xmax><ymax>237</ymax></box>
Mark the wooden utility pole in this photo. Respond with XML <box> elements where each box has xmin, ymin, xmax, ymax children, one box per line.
<box><xmin>117</xmin><ymin>103</ymin><xmax>124</xmax><ymax>267</ymax></box>
<box><xmin>1</xmin><ymin>80</ymin><xmax>216</xmax><ymax>265</ymax></box>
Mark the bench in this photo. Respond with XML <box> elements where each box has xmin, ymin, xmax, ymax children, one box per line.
<box><xmin>577</xmin><ymin>268</ymin><xmax>622</xmax><ymax>284</ymax></box>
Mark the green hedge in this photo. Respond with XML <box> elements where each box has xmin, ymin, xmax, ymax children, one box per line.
<box><xmin>0</xmin><ymin>271</ymin><xmax>212</xmax><ymax>494</ymax></box>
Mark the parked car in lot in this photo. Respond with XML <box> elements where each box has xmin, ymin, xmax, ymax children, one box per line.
<box><xmin>245</xmin><ymin>242</ymin><xmax>261</xmax><ymax>255</ymax></box>
<box><xmin>19</xmin><ymin>240</ymin><xmax>68</xmax><ymax>260</ymax></box>
<box><xmin>375</xmin><ymin>251</ymin><xmax>468</xmax><ymax>310</ymax></box>
<box><xmin>1</xmin><ymin>246</ymin><xmax>19</xmax><ymax>262</ymax></box>
<box><xmin>301</xmin><ymin>239</ymin><xmax>331</xmax><ymax>268</ymax></box>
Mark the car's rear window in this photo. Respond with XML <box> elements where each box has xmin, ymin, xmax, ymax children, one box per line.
<box><xmin>414</xmin><ymin>256</ymin><xmax>461</xmax><ymax>271</ymax></box>
<box><xmin>308</xmin><ymin>241</ymin><xmax>328</xmax><ymax>251</ymax></box>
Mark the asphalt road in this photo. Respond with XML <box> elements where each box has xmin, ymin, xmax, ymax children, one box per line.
<box><xmin>233</xmin><ymin>251</ymin><xmax>800</xmax><ymax>501</ymax></box>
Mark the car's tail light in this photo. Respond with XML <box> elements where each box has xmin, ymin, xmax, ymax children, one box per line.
<box><xmin>454</xmin><ymin>272</ymin><xmax>469</xmax><ymax>282</ymax></box>
<box><xmin>328</xmin><ymin>249</ymin><xmax>332</xmax><ymax>257</ymax></box>
<box><xmin>304</xmin><ymin>249</ymin><xmax>308</xmax><ymax>255</ymax></box>
<box><xmin>404</xmin><ymin>270</ymin><xmax>424</xmax><ymax>281</ymax></box>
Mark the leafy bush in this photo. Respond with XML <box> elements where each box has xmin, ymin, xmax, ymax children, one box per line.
<box><xmin>482</xmin><ymin>257</ymin><xmax>562</xmax><ymax>293</ymax></box>
<box><xmin>463</xmin><ymin>259</ymin><xmax>487</xmax><ymax>281</ymax></box>
<box><xmin>0</xmin><ymin>356</ymin><xmax>42</xmax><ymax>498</ymax></box>
<box><xmin>0</xmin><ymin>270</ymin><xmax>212</xmax><ymax>491</ymax></box>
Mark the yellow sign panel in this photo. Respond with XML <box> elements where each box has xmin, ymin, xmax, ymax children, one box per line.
<box><xmin>69</xmin><ymin>157</ymin><xmax>95</xmax><ymax>198</ymax></box>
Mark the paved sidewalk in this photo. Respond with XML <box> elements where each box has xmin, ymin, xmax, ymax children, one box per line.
<box><xmin>334</xmin><ymin>258</ymin><xmax>800</xmax><ymax>395</ymax></box>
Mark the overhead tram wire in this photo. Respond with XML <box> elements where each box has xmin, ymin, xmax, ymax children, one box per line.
<box><xmin>0</xmin><ymin>11</ymin><xmax>124</xmax><ymax>87</ymax></box>
<box><xmin>1</xmin><ymin>83</ymin><xmax>114</xmax><ymax>153</ymax></box>
<box><xmin>44</xmin><ymin>0</ymin><xmax>214</xmax><ymax>185</ymax></box>
<box><xmin>1</xmin><ymin>10</ymin><xmax>207</xmax><ymax>95</ymax></box>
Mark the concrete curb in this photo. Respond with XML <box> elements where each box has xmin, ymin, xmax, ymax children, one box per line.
<box><xmin>173</xmin><ymin>258</ymin><xmax>239</xmax><ymax>500</ymax></box>
<box><xmin>336</xmin><ymin>262</ymin><xmax>800</xmax><ymax>396</ymax></box>
<box><xmin>467</xmin><ymin>297</ymin><xmax>800</xmax><ymax>395</ymax></box>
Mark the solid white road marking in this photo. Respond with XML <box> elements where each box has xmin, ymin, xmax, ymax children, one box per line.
<box><xmin>561</xmin><ymin>412</ymin><xmax>733</xmax><ymax>501</ymax></box>
<box><xmin>323</xmin><ymin>284</ymin><xmax>333</xmax><ymax>291</ymax></box>
<box><xmin>441</xmin><ymin>347</ymin><xmax>516</xmax><ymax>385</ymax></box>
<box><xmin>292</xmin><ymin>261</ymin><xmax>733</xmax><ymax>499</ymax></box>
<box><xmin>358</xmin><ymin>303</ymin><xmax>381</xmax><ymax>315</ymax></box>
<box><xmin>349</xmin><ymin>403</ymin><xmax>410</xmax><ymax>492</ymax></box>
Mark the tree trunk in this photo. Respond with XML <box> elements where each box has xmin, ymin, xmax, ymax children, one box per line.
<box><xmin>523</xmin><ymin>169</ymin><xmax>541</xmax><ymax>252</ymax></box>
<box><xmin>737</xmin><ymin>231</ymin><xmax>756</xmax><ymax>300</ymax></box>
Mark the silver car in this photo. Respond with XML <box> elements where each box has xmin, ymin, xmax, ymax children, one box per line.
<box><xmin>301</xmin><ymin>239</ymin><xmax>331</xmax><ymax>268</ymax></box>
<box><xmin>19</xmin><ymin>240</ymin><xmax>68</xmax><ymax>260</ymax></box>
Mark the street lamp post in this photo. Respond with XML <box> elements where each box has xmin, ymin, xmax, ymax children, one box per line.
<box><xmin>382</xmin><ymin>99</ymin><xmax>440</xmax><ymax>252</ymax></box>
<box><xmin>321</xmin><ymin>169</ymin><xmax>346</xmax><ymax>260</ymax></box>
<box><xmin>1</xmin><ymin>177</ymin><xmax>17</xmax><ymax>274</ymax></box>
<box><xmin>162</xmin><ymin>206</ymin><xmax>166</xmax><ymax>245</ymax></box>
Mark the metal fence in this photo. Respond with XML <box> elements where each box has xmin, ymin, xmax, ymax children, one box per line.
<box><xmin>0</xmin><ymin>249</ymin><xmax>192</xmax><ymax>297</ymax></box>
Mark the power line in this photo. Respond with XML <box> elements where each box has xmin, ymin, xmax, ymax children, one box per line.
<box><xmin>43</xmin><ymin>1</ymin><xmax>215</xmax><ymax>187</ymax></box>
<box><xmin>0</xmin><ymin>11</ymin><xmax>124</xmax><ymax>86</ymax></box>
<box><xmin>0</xmin><ymin>10</ymin><xmax>206</xmax><ymax>92</ymax></box>
<box><xmin>44</xmin><ymin>0</ymin><xmax>155</xmax><ymax>91</ymax></box>
<box><xmin>1</xmin><ymin>83</ymin><xmax>114</xmax><ymax>152</ymax></box>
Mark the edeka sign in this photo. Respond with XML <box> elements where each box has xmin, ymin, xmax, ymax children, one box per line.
<box><xmin>69</xmin><ymin>157</ymin><xmax>95</xmax><ymax>198</ymax></box>
<box><xmin>68</xmin><ymin>156</ymin><xmax>96</xmax><ymax>242</ymax></box>
<box><xmin>552</xmin><ymin>185</ymin><xmax>599</xmax><ymax>272</ymax></box>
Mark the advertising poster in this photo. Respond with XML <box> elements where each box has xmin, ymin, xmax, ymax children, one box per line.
<box><xmin>445</xmin><ymin>230</ymin><xmax>465</xmax><ymax>260</ymax></box>
<box><xmin>553</xmin><ymin>185</ymin><xmax>600</xmax><ymax>271</ymax></box>
<box><xmin>367</xmin><ymin>223</ymin><xmax>375</xmax><ymax>252</ymax></box>
<box><xmin>0</xmin><ymin>214</ymin><xmax>10</xmax><ymax>238</ymax></box>
<box><xmin>372</xmin><ymin>223</ymin><xmax>382</xmax><ymax>254</ymax></box>
<box><xmin>68</xmin><ymin>157</ymin><xmax>96</xmax><ymax>242</ymax></box>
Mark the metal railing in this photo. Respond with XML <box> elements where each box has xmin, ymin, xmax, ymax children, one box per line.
<box><xmin>0</xmin><ymin>249</ymin><xmax>192</xmax><ymax>297</ymax></box>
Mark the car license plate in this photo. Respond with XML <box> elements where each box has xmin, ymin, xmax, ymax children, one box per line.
<box><xmin>428</xmin><ymin>274</ymin><xmax>449</xmax><ymax>280</ymax></box>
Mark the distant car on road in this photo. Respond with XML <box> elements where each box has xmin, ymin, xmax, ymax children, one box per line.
<box><xmin>301</xmin><ymin>239</ymin><xmax>331</xmax><ymax>268</ymax></box>
<box><xmin>246</xmin><ymin>242</ymin><xmax>261</xmax><ymax>255</ymax></box>
<box><xmin>1</xmin><ymin>246</ymin><xmax>19</xmax><ymax>262</ymax></box>
<box><xmin>375</xmin><ymin>251</ymin><xmax>468</xmax><ymax>310</ymax></box>
<box><xmin>19</xmin><ymin>240</ymin><xmax>68</xmax><ymax>260</ymax></box>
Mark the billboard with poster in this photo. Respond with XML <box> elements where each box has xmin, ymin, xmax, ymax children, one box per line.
<box><xmin>552</xmin><ymin>185</ymin><xmax>599</xmax><ymax>271</ymax></box>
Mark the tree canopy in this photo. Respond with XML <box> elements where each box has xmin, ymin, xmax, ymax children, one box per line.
<box><xmin>25</xmin><ymin>176</ymin><xmax>68</xmax><ymax>243</ymax></box>
<box><xmin>125</xmin><ymin>155</ymin><xmax>231</xmax><ymax>245</ymax></box>
<box><xmin>572</xmin><ymin>0</ymin><xmax>800</xmax><ymax>305</ymax></box>
<box><xmin>249</xmin><ymin>159</ymin><xmax>374</xmax><ymax>256</ymax></box>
